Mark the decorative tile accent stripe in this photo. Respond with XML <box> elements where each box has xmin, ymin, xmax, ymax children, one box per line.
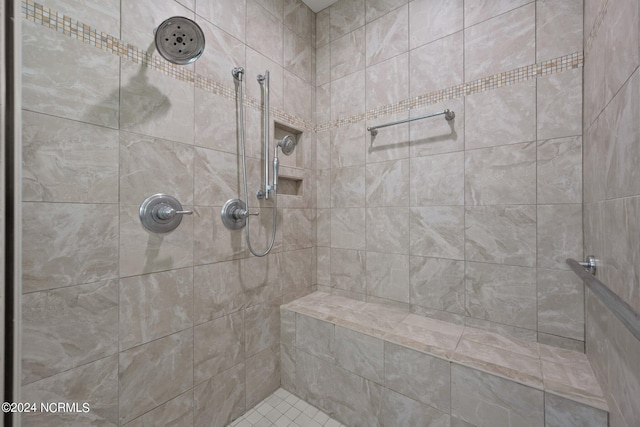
<box><xmin>22</xmin><ymin>0</ymin><xmax>583</xmax><ymax>135</ymax></box>
<box><xmin>585</xmin><ymin>0</ymin><xmax>609</xmax><ymax>56</ymax></box>
<box><xmin>315</xmin><ymin>51</ymin><xmax>584</xmax><ymax>133</ymax></box>
<box><xmin>21</xmin><ymin>0</ymin><xmax>315</xmax><ymax>132</ymax></box>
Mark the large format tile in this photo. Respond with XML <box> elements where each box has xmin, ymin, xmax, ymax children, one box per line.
<box><xmin>544</xmin><ymin>393</ymin><xmax>608</xmax><ymax>427</ymax></box>
<box><xmin>410</xmin><ymin>98</ymin><xmax>465</xmax><ymax>158</ymax></box>
<box><xmin>331</xmin><ymin>248</ymin><xmax>366</xmax><ymax>294</ymax></box>
<box><xmin>194</xmin><ymin>18</ymin><xmax>245</xmax><ymax>88</ymax></box>
<box><xmin>334</xmin><ymin>325</ymin><xmax>384</xmax><ymax>384</ymax></box>
<box><xmin>23</xmin><ymin>203</ymin><xmax>119</xmax><ymax>293</ymax></box>
<box><xmin>380</xmin><ymin>388</ymin><xmax>450</xmax><ymax>427</ymax></box>
<box><xmin>366</xmin><ymin>159</ymin><xmax>409</xmax><ymax>207</ymax></box>
<box><xmin>411</xmin><ymin>151</ymin><xmax>464</xmax><ymax>206</ymax></box>
<box><xmin>464</xmin><ymin>262</ymin><xmax>537</xmax><ymax>330</ymax></box>
<box><xmin>366</xmin><ymin>252</ymin><xmax>410</xmax><ymax>303</ymax></box>
<box><xmin>409</xmin><ymin>31</ymin><xmax>463</xmax><ymax>97</ymax></box>
<box><xmin>125</xmin><ymin>391</ymin><xmax>193</xmax><ymax>427</ymax></box>
<box><xmin>464</xmin><ymin>3</ymin><xmax>535</xmax><ymax>81</ymax></box>
<box><xmin>22</xmin><ymin>111</ymin><xmax>119</xmax><ymax>203</ymax></box>
<box><xmin>330</xmin><ymin>0</ymin><xmax>365</xmax><ymax>41</ymax></box>
<box><xmin>366</xmin><ymin>207</ymin><xmax>409</xmax><ymax>254</ymax></box>
<box><xmin>451</xmin><ymin>364</ymin><xmax>544</xmax><ymax>427</ymax></box>
<box><xmin>22</xmin><ymin>281</ymin><xmax>118</xmax><ymax>385</ymax></box>
<box><xmin>121</xmin><ymin>0</ymin><xmax>193</xmax><ymax>52</ymax></box>
<box><xmin>331</xmin><ymin>208</ymin><xmax>366</xmax><ymax>250</ymax></box>
<box><xmin>119</xmin><ymin>268</ymin><xmax>193</xmax><ymax>351</ymax></box>
<box><xmin>536</xmin><ymin>204</ymin><xmax>583</xmax><ymax>270</ymax></box>
<box><xmin>331</xmin><ymin>71</ymin><xmax>366</xmax><ymax>121</ymax></box>
<box><xmin>194</xmin><ymin>311</ymin><xmax>244</xmax><ymax>384</ymax></box>
<box><xmin>537</xmin><ymin>136</ymin><xmax>582</xmax><ymax>204</ymax></box>
<box><xmin>365</xmin><ymin>4</ymin><xmax>408</xmax><ymax>66</ymax></box>
<box><xmin>465</xmin><ymin>205</ymin><xmax>536</xmax><ymax>267</ymax></box>
<box><xmin>410</xmin><ymin>206</ymin><xmax>465</xmax><ymax>260</ymax></box>
<box><xmin>193</xmin><ymin>363</ymin><xmax>245</xmax><ymax>427</ymax></box>
<box><xmin>331</xmin><ymin>166</ymin><xmax>365</xmax><ymax>208</ymax></box>
<box><xmin>409</xmin><ymin>0</ymin><xmax>462</xmax><ymax>49</ymax></box>
<box><xmin>119</xmin><ymin>330</ymin><xmax>193</xmax><ymax>424</ymax></box>
<box><xmin>22</xmin><ymin>21</ymin><xmax>120</xmax><ymax>128</ymax></box>
<box><xmin>410</xmin><ymin>256</ymin><xmax>465</xmax><ymax>314</ymax></box>
<box><xmin>193</xmin><ymin>260</ymin><xmax>245</xmax><ymax>324</ymax></box>
<box><xmin>21</xmin><ymin>356</ymin><xmax>118</xmax><ymax>427</ymax></box>
<box><xmin>537</xmin><ymin>269</ymin><xmax>584</xmax><ymax>341</ymax></box>
<box><xmin>537</xmin><ymin>68</ymin><xmax>583</xmax><ymax>140</ymax></box>
<box><xmin>284</xmin><ymin>28</ymin><xmax>312</xmax><ymax>82</ymax></box>
<box><xmin>331</xmin><ymin>27</ymin><xmax>366</xmax><ymax>81</ymax></box>
<box><xmin>366</xmin><ymin>53</ymin><xmax>409</xmax><ymax>109</ymax></box>
<box><xmin>464</xmin><ymin>0</ymin><xmax>530</xmax><ymax>28</ymax></box>
<box><xmin>536</xmin><ymin>0</ymin><xmax>583</xmax><ymax>62</ymax></box>
<box><xmin>196</xmin><ymin>0</ymin><xmax>245</xmax><ymax>41</ymax></box>
<box><xmin>246</xmin><ymin>346</ymin><xmax>281</xmax><ymax>409</ymax></box>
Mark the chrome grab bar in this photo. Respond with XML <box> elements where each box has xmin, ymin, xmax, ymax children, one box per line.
<box><xmin>567</xmin><ymin>258</ymin><xmax>640</xmax><ymax>342</ymax></box>
<box><xmin>367</xmin><ymin>109</ymin><xmax>455</xmax><ymax>136</ymax></box>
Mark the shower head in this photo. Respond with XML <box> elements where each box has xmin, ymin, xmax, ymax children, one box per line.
<box><xmin>154</xmin><ymin>16</ymin><xmax>205</xmax><ymax>65</ymax></box>
<box><xmin>277</xmin><ymin>135</ymin><xmax>297</xmax><ymax>156</ymax></box>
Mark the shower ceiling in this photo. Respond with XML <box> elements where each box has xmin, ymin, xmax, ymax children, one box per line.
<box><xmin>302</xmin><ymin>0</ymin><xmax>339</xmax><ymax>13</ymax></box>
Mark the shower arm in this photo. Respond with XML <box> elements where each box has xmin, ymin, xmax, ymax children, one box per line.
<box><xmin>257</xmin><ymin>71</ymin><xmax>272</xmax><ymax>200</ymax></box>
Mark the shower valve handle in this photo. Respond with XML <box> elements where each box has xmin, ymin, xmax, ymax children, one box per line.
<box><xmin>155</xmin><ymin>205</ymin><xmax>193</xmax><ymax>220</ymax></box>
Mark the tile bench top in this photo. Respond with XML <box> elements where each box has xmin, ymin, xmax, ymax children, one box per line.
<box><xmin>282</xmin><ymin>292</ymin><xmax>608</xmax><ymax>412</ymax></box>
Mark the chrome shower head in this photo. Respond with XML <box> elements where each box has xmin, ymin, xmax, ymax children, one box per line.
<box><xmin>277</xmin><ymin>135</ymin><xmax>297</xmax><ymax>156</ymax></box>
<box><xmin>154</xmin><ymin>16</ymin><xmax>205</xmax><ymax>65</ymax></box>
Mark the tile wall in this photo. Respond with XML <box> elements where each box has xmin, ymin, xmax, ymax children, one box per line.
<box><xmin>583</xmin><ymin>0</ymin><xmax>640</xmax><ymax>426</ymax></box>
<box><xmin>315</xmin><ymin>0</ymin><xmax>586</xmax><ymax>350</ymax></box>
<box><xmin>19</xmin><ymin>0</ymin><xmax>316</xmax><ymax>425</ymax></box>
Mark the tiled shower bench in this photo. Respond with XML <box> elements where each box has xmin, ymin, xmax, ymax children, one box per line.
<box><xmin>280</xmin><ymin>292</ymin><xmax>608</xmax><ymax>427</ymax></box>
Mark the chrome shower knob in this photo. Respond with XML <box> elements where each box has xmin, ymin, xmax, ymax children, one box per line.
<box><xmin>140</xmin><ymin>194</ymin><xmax>192</xmax><ymax>233</ymax></box>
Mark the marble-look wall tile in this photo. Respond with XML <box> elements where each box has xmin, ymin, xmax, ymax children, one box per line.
<box><xmin>197</xmin><ymin>0</ymin><xmax>245</xmax><ymax>41</ymax></box>
<box><xmin>409</xmin><ymin>31</ymin><xmax>463</xmax><ymax>97</ymax></box>
<box><xmin>316</xmin><ymin>7</ymin><xmax>331</xmax><ymax>47</ymax></box>
<box><xmin>451</xmin><ymin>364</ymin><xmax>544</xmax><ymax>427</ymax></box>
<box><xmin>194</xmin><ymin>18</ymin><xmax>245</xmax><ymax>88</ymax></box>
<box><xmin>331</xmin><ymin>27</ymin><xmax>366</xmax><ymax>81</ymax></box>
<box><xmin>245</xmin><ymin>48</ymin><xmax>284</xmax><ymax>111</ymax></box>
<box><xmin>316</xmin><ymin>209</ymin><xmax>331</xmax><ymax>247</ymax></box>
<box><xmin>545</xmin><ymin>392</ymin><xmax>608</xmax><ymax>427</ymax></box>
<box><xmin>465</xmin><ymin>80</ymin><xmax>536</xmax><ymax>150</ymax></box>
<box><xmin>119</xmin><ymin>204</ymin><xmax>194</xmax><ymax>277</ymax></box>
<box><xmin>463</xmin><ymin>0</ymin><xmax>531</xmax><ymax>28</ymax></box>
<box><xmin>465</xmin><ymin>142</ymin><xmax>536</xmax><ymax>205</ymax></box>
<box><xmin>365</xmin><ymin>5</ymin><xmax>408</xmax><ymax>66</ymax></box>
<box><xmin>537</xmin><ymin>136</ymin><xmax>582</xmax><ymax>204</ymax></box>
<box><xmin>380</xmin><ymin>388</ymin><xmax>450</xmax><ymax>427</ymax></box>
<box><xmin>331</xmin><ymin>166</ymin><xmax>366</xmax><ymax>207</ymax></box>
<box><xmin>22</xmin><ymin>203</ymin><xmax>119</xmax><ymax>293</ymax></box>
<box><xmin>245</xmin><ymin>300</ymin><xmax>281</xmax><ymax>357</ymax></box>
<box><xmin>283</xmin><ymin>71</ymin><xmax>313</xmax><ymax>122</ymax></box>
<box><xmin>465</xmin><ymin>262</ymin><xmax>537</xmax><ymax>330</ymax></box>
<box><xmin>334</xmin><ymin>325</ymin><xmax>384</xmax><ymax>383</ymax></box>
<box><xmin>537</xmin><ymin>68</ymin><xmax>583</xmax><ymax>140</ymax></box>
<box><xmin>537</xmin><ymin>269</ymin><xmax>584</xmax><ymax>341</ymax></box>
<box><xmin>240</xmin><ymin>253</ymin><xmax>283</xmax><ymax>307</ymax></box>
<box><xmin>194</xmin><ymin>90</ymin><xmax>237</xmax><ymax>154</ymax></box>
<box><xmin>409</xmin><ymin>0</ymin><xmax>462</xmax><ymax>49</ymax></box>
<box><xmin>366</xmin><ymin>0</ymin><xmax>407</xmax><ymax>23</ymax></box>
<box><xmin>43</xmin><ymin>0</ymin><xmax>120</xmax><ymax>35</ymax></box>
<box><xmin>119</xmin><ymin>268</ymin><xmax>193</xmax><ymax>351</ymax></box>
<box><xmin>410</xmin><ymin>256</ymin><xmax>465</xmax><ymax>314</ymax></box>
<box><xmin>331</xmin><ymin>208</ymin><xmax>366</xmax><ymax>250</ymax></box>
<box><xmin>317</xmin><ymin>169</ymin><xmax>331</xmax><ymax>207</ymax></box>
<box><xmin>366</xmin><ymin>207</ymin><xmax>409</xmax><ymax>254</ymax></box>
<box><xmin>384</xmin><ymin>342</ymin><xmax>450</xmax><ymax>412</ymax></box>
<box><xmin>366</xmin><ymin>53</ymin><xmax>409</xmax><ymax>109</ymax></box>
<box><xmin>366</xmin><ymin>252</ymin><xmax>410</xmax><ymax>303</ymax></box>
<box><xmin>537</xmin><ymin>204</ymin><xmax>583</xmax><ymax>270</ymax></box>
<box><xmin>246</xmin><ymin>346</ymin><xmax>281</xmax><ymax>408</ymax></box>
<box><xmin>193</xmin><ymin>363</ymin><xmax>245</xmax><ymax>427</ymax></box>
<box><xmin>296</xmin><ymin>351</ymin><xmax>383</xmax><ymax>427</ymax></box>
<box><xmin>284</xmin><ymin>28</ymin><xmax>312</xmax><ymax>82</ymax></box>
<box><xmin>411</xmin><ymin>151</ymin><xmax>464</xmax><ymax>206</ymax></box>
<box><xmin>330</xmin><ymin>0</ymin><xmax>365</xmax><ymax>41</ymax></box>
<box><xmin>331</xmin><ymin>71</ymin><xmax>366</xmax><ymax>121</ymax></box>
<box><xmin>22</xmin><ymin>111</ymin><xmax>119</xmax><ymax>203</ymax></box>
<box><xmin>317</xmin><ymin>246</ymin><xmax>331</xmax><ymax>286</ymax></box>
<box><xmin>536</xmin><ymin>0</ymin><xmax>583</xmax><ymax>62</ymax></box>
<box><xmin>285</xmin><ymin>0</ymin><xmax>313</xmax><ymax>39</ymax></box>
<box><xmin>119</xmin><ymin>330</ymin><xmax>193</xmax><ymax>424</ymax></box>
<box><xmin>22</xmin><ymin>281</ymin><xmax>118</xmax><ymax>385</ymax></box>
<box><xmin>331</xmin><ymin>248</ymin><xmax>366</xmax><ymax>294</ymax></box>
<box><xmin>410</xmin><ymin>206</ymin><xmax>465</xmax><ymax>260</ymax></box>
<box><xmin>21</xmin><ymin>356</ymin><xmax>118</xmax><ymax>427</ymax></box>
<box><xmin>296</xmin><ymin>313</ymin><xmax>335</xmax><ymax>362</ymax></box>
<box><xmin>120</xmin><ymin>61</ymin><xmax>194</xmax><ymax>145</ymax></box>
<box><xmin>464</xmin><ymin>3</ymin><xmax>535</xmax><ymax>81</ymax></box>
<box><xmin>194</xmin><ymin>261</ymin><xmax>243</xmax><ymax>324</ymax></box>
<box><xmin>22</xmin><ymin>21</ymin><xmax>120</xmax><ymax>128</ymax></box>
<box><xmin>410</xmin><ymin>98</ymin><xmax>464</xmax><ymax>158</ymax></box>
<box><xmin>281</xmin><ymin>247</ymin><xmax>315</xmax><ymax>295</ymax></box>
<box><xmin>537</xmin><ymin>333</ymin><xmax>584</xmax><ymax>353</ymax></box>
<box><xmin>193</xmin><ymin>147</ymin><xmax>240</xmax><ymax>207</ymax></box>
<box><xmin>366</xmin><ymin>159</ymin><xmax>409</xmax><ymax>207</ymax></box>
<box><xmin>606</xmin><ymin>70</ymin><xmax>640</xmax><ymax>200</ymax></box>
<box><xmin>283</xmin><ymin>209</ymin><xmax>315</xmax><ymax>250</ymax></box>
<box><xmin>125</xmin><ymin>391</ymin><xmax>193</xmax><ymax>427</ymax></box>
<box><xmin>193</xmin><ymin>207</ymin><xmax>246</xmax><ymax>265</ymax></box>
<box><xmin>119</xmin><ymin>132</ymin><xmax>194</xmax><ymax>205</ymax></box>
<box><xmin>329</xmin><ymin>123</ymin><xmax>366</xmax><ymax>168</ymax></box>
<box><xmin>602</xmin><ymin>0</ymin><xmax>639</xmax><ymax>102</ymax></box>
<box><xmin>316</xmin><ymin>45</ymin><xmax>331</xmax><ymax>86</ymax></box>
<box><xmin>465</xmin><ymin>316</ymin><xmax>538</xmax><ymax>343</ymax></box>
<box><xmin>465</xmin><ymin>205</ymin><xmax>536</xmax><ymax>267</ymax></box>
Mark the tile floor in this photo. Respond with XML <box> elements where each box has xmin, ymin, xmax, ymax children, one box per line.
<box><xmin>228</xmin><ymin>388</ymin><xmax>346</xmax><ymax>427</ymax></box>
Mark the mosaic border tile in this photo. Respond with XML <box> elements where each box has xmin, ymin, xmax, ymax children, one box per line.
<box><xmin>315</xmin><ymin>51</ymin><xmax>584</xmax><ymax>133</ymax></box>
<box><xmin>22</xmin><ymin>0</ymin><xmax>583</xmax><ymax>135</ymax></box>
